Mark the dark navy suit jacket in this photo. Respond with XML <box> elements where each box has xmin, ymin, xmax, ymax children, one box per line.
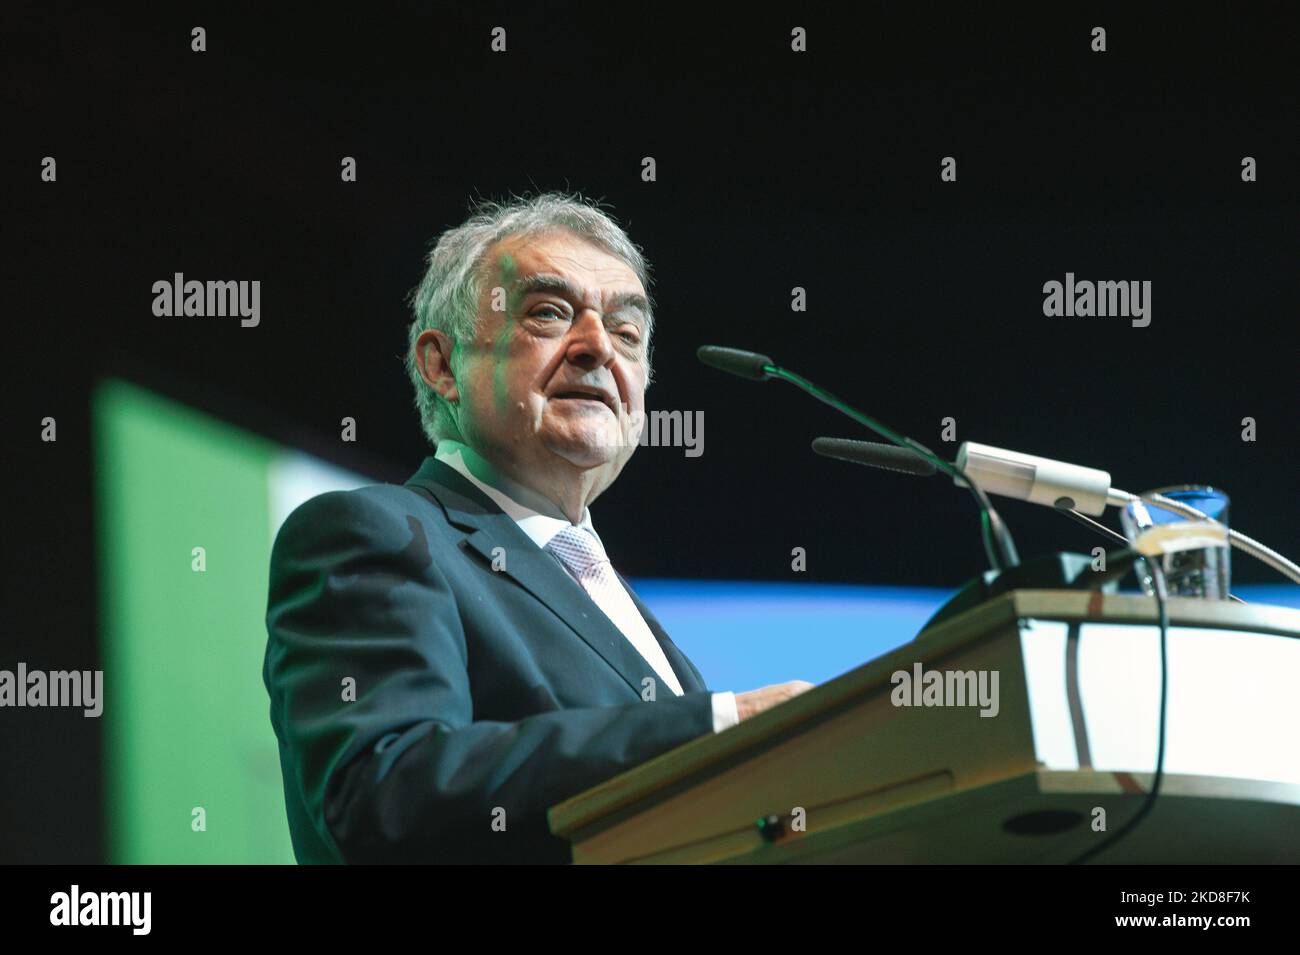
<box><xmin>263</xmin><ymin>456</ymin><xmax>716</xmax><ymax>863</ymax></box>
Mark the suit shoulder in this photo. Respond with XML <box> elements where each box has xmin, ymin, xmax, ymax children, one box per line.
<box><xmin>271</xmin><ymin>482</ymin><xmax>449</xmax><ymax>558</ymax></box>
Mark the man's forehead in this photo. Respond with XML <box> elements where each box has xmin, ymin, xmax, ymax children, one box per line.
<box><xmin>486</xmin><ymin>232</ymin><xmax>644</xmax><ymax>298</ymax></box>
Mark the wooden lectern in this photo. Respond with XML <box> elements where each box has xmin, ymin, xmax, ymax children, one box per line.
<box><xmin>549</xmin><ymin>590</ymin><xmax>1300</xmax><ymax>863</ymax></box>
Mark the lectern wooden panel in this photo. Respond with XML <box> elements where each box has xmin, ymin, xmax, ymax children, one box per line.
<box><xmin>549</xmin><ymin>590</ymin><xmax>1300</xmax><ymax>863</ymax></box>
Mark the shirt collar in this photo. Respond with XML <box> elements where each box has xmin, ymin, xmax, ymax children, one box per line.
<box><xmin>433</xmin><ymin>439</ymin><xmax>600</xmax><ymax>552</ymax></box>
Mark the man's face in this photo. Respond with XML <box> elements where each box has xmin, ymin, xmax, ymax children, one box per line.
<box><xmin>452</xmin><ymin>229</ymin><xmax>650</xmax><ymax>485</ymax></box>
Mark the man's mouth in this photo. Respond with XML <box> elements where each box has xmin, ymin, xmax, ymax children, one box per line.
<box><xmin>548</xmin><ymin>387</ymin><xmax>617</xmax><ymax>414</ymax></box>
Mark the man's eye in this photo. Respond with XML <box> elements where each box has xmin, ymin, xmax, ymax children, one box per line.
<box><xmin>532</xmin><ymin>304</ymin><xmax>566</xmax><ymax>320</ymax></box>
<box><xmin>619</xmin><ymin>330</ymin><xmax>641</xmax><ymax>344</ymax></box>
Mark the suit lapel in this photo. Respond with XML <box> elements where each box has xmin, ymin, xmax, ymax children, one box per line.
<box><xmin>613</xmin><ymin>569</ymin><xmax>709</xmax><ymax>693</ymax></box>
<box><xmin>405</xmin><ymin>457</ymin><xmax>688</xmax><ymax>698</ymax></box>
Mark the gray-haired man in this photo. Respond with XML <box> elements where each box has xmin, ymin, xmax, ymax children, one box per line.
<box><xmin>264</xmin><ymin>193</ymin><xmax>812</xmax><ymax>863</ymax></box>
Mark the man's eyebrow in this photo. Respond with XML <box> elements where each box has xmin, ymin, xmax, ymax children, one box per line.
<box><xmin>510</xmin><ymin>273</ymin><xmax>650</xmax><ymax>326</ymax></box>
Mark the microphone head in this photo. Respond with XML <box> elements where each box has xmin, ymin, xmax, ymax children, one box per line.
<box><xmin>811</xmin><ymin>437</ymin><xmax>938</xmax><ymax>477</ymax></box>
<box><xmin>696</xmin><ymin>345</ymin><xmax>775</xmax><ymax>381</ymax></box>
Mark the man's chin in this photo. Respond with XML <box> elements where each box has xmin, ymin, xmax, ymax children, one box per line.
<box><xmin>541</xmin><ymin>430</ymin><xmax>629</xmax><ymax>470</ymax></box>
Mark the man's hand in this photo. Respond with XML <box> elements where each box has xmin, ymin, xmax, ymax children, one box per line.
<box><xmin>735</xmin><ymin>681</ymin><xmax>815</xmax><ymax>722</ymax></box>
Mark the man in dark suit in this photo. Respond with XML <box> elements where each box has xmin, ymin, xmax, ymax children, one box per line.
<box><xmin>264</xmin><ymin>193</ymin><xmax>812</xmax><ymax>863</ymax></box>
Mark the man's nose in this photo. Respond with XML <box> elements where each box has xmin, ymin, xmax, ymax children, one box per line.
<box><xmin>563</xmin><ymin>310</ymin><xmax>617</xmax><ymax>368</ymax></box>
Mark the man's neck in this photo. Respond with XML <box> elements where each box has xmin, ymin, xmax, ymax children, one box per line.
<box><xmin>439</xmin><ymin>439</ymin><xmax>598</xmax><ymax>524</ymax></box>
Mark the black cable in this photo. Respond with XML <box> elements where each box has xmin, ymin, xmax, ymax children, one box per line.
<box><xmin>1068</xmin><ymin>559</ymin><xmax>1169</xmax><ymax>864</ymax></box>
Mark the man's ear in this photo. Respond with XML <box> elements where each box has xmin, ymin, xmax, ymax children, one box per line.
<box><xmin>416</xmin><ymin>329</ymin><xmax>459</xmax><ymax>403</ymax></box>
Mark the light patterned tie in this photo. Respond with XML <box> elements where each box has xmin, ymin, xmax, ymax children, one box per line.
<box><xmin>545</xmin><ymin>524</ymin><xmax>685</xmax><ymax>696</ymax></box>
<box><xmin>546</xmin><ymin>524</ymin><xmax>614</xmax><ymax>586</ymax></box>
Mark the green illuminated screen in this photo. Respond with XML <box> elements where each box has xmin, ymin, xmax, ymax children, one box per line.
<box><xmin>94</xmin><ymin>379</ymin><xmax>367</xmax><ymax>863</ymax></box>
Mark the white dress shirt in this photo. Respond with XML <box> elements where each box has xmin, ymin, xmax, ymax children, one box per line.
<box><xmin>434</xmin><ymin>440</ymin><xmax>739</xmax><ymax>733</ymax></box>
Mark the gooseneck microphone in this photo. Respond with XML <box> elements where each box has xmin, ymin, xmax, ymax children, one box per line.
<box><xmin>696</xmin><ymin>345</ymin><xmax>776</xmax><ymax>382</ymax></box>
<box><xmin>810</xmin><ymin>437</ymin><xmax>938</xmax><ymax>478</ymax></box>
<box><xmin>698</xmin><ymin>345</ymin><xmax>1020</xmax><ymax>572</ymax></box>
<box><xmin>812</xmin><ymin>435</ymin><xmax>1300</xmax><ymax>588</ymax></box>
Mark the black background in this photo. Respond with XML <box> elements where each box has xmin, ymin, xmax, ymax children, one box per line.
<box><xmin>3</xmin><ymin>3</ymin><xmax>1297</xmax><ymax>862</ymax></box>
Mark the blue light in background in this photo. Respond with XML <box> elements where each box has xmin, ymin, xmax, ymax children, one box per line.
<box><xmin>632</xmin><ymin>580</ymin><xmax>1300</xmax><ymax>693</ymax></box>
<box><xmin>631</xmin><ymin>580</ymin><xmax>954</xmax><ymax>691</ymax></box>
<box><xmin>1234</xmin><ymin>584</ymin><xmax>1300</xmax><ymax>610</ymax></box>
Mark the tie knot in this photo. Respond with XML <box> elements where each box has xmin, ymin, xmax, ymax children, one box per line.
<box><xmin>546</xmin><ymin>524</ymin><xmax>609</xmax><ymax>576</ymax></box>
